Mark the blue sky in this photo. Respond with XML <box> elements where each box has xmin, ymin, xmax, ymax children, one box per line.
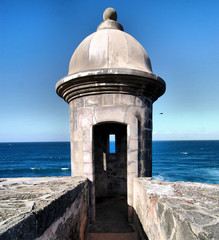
<box><xmin>1</xmin><ymin>0</ymin><xmax>219</xmax><ymax>142</ymax></box>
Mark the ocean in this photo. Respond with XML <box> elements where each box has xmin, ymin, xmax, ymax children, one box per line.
<box><xmin>152</xmin><ymin>140</ymin><xmax>219</xmax><ymax>184</ymax></box>
<box><xmin>0</xmin><ymin>141</ymin><xmax>218</xmax><ymax>184</ymax></box>
<box><xmin>0</xmin><ymin>142</ymin><xmax>71</xmax><ymax>178</ymax></box>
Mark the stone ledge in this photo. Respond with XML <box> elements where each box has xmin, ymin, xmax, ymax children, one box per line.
<box><xmin>0</xmin><ymin>176</ymin><xmax>89</xmax><ymax>240</ymax></box>
<box><xmin>134</xmin><ymin>178</ymin><xmax>219</xmax><ymax>240</ymax></box>
<box><xmin>56</xmin><ymin>69</ymin><xmax>165</xmax><ymax>103</ymax></box>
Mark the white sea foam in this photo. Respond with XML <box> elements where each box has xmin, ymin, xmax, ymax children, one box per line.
<box><xmin>61</xmin><ymin>168</ymin><xmax>69</xmax><ymax>171</ymax></box>
<box><xmin>180</xmin><ymin>152</ymin><xmax>188</xmax><ymax>155</ymax></box>
<box><xmin>153</xmin><ymin>175</ymin><xmax>165</xmax><ymax>181</ymax></box>
<box><xmin>205</xmin><ymin>168</ymin><xmax>219</xmax><ymax>177</ymax></box>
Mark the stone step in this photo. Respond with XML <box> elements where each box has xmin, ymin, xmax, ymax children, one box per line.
<box><xmin>87</xmin><ymin>232</ymin><xmax>138</xmax><ymax>240</ymax></box>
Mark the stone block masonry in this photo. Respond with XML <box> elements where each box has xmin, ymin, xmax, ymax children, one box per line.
<box><xmin>69</xmin><ymin>93</ymin><xmax>153</xmax><ymax>221</ymax></box>
<box><xmin>133</xmin><ymin>178</ymin><xmax>219</xmax><ymax>240</ymax></box>
<box><xmin>0</xmin><ymin>177</ymin><xmax>89</xmax><ymax>240</ymax></box>
<box><xmin>1</xmin><ymin>176</ymin><xmax>218</xmax><ymax>239</ymax></box>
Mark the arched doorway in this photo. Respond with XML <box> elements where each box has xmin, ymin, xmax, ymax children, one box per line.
<box><xmin>93</xmin><ymin>122</ymin><xmax>128</xmax><ymax>225</ymax></box>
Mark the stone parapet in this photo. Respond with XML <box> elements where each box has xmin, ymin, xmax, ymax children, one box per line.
<box><xmin>0</xmin><ymin>177</ymin><xmax>89</xmax><ymax>240</ymax></box>
<box><xmin>133</xmin><ymin>178</ymin><xmax>219</xmax><ymax>240</ymax></box>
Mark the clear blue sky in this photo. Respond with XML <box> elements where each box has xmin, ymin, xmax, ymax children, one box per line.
<box><xmin>1</xmin><ymin>0</ymin><xmax>219</xmax><ymax>142</ymax></box>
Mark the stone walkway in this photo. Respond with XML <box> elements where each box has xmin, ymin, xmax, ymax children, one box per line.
<box><xmin>87</xmin><ymin>196</ymin><xmax>139</xmax><ymax>240</ymax></box>
<box><xmin>87</xmin><ymin>232</ymin><xmax>138</xmax><ymax>240</ymax></box>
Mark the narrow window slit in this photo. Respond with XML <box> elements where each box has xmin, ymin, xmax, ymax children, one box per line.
<box><xmin>109</xmin><ymin>134</ymin><xmax>116</xmax><ymax>153</ymax></box>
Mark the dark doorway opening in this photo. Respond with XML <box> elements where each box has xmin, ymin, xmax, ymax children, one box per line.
<box><xmin>92</xmin><ymin>122</ymin><xmax>130</xmax><ymax>231</ymax></box>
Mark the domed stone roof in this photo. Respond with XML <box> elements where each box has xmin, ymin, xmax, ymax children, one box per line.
<box><xmin>68</xmin><ymin>19</ymin><xmax>153</xmax><ymax>75</ymax></box>
<box><xmin>56</xmin><ymin>8</ymin><xmax>165</xmax><ymax>103</ymax></box>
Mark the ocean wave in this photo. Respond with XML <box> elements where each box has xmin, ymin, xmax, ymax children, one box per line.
<box><xmin>30</xmin><ymin>167</ymin><xmax>70</xmax><ymax>171</ymax></box>
<box><xmin>204</xmin><ymin>168</ymin><xmax>219</xmax><ymax>177</ymax></box>
<box><xmin>61</xmin><ymin>168</ymin><xmax>69</xmax><ymax>171</ymax></box>
<box><xmin>153</xmin><ymin>175</ymin><xmax>165</xmax><ymax>181</ymax></box>
<box><xmin>30</xmin><ymin>168</ymin><xmax>44</xmax><ymax>171</ymax></box>
<box><xmin>180</xmin><ymin>152</ymin><xmax>188</xmax><ymax>155</ymax></box>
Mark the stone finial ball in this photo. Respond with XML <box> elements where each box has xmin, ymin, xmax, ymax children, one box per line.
<box><xmin>103</xmin><ymin>7</ymin><xmax>117</xmax><ymax>21</ymax></box>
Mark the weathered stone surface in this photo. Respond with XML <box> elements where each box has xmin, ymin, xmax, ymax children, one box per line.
<box><xmin>85</xmin><ymin>95</ymin><xmax>102</xmax><ymax>107</ymax></box>
<box><xmin>56</xmin><ymin>8</ymin><xmax>166</xmax><ymax>224</ymax></box>
<box><xmin>0</xmin><ymin>177</ymin><xmax>89</xmax><ymax>240</ymax></box>
<box><xmin>133</xmin><ymin>178</ymin><xmax>219</xmax><ymax>240</ymax></box>
<box><xmin>67</xmin><ymin>28</ymin><xmax>153</xmax><ymax>76</ymax></box>
<box><xmin>56</xmin><ymin>8</ymin><xmax>165</xmax><ymax>103</ymax></box>
<box><xmin>68</xmin><ymin>93</ymin><xmax>154</xmax><ymax>221</ymax></box>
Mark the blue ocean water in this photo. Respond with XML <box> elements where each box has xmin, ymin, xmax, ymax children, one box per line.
<box><xmin>0</xmin><ymin>141</ymin><xmax>218</xmax><ymax>184</ymax></box>
<box><xmin>0</xmin><ymin>142</ymin><xmax>71</xmax><ymax>178</ymax></box>
<box><xmin>152</xmin><ymin>140</ymin><xmax>219</xmax><ymax>184</ymax></box>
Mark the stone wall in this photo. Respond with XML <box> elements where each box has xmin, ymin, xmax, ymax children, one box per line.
<box><xmin>0</xmin><ymin>177</ymin><xmax>89</xmax><ymax>240</ymax></box>
<box><xmin>69</xmin><ymin>93</ymin><xmax>152</xmax><ymax>179</ymax></box>
<box><xmin>1</xmin><ymin>176</ymin><xmax>218</xmax><ymax>239</ymax></box>
<box><xmin>133</xmin><ymin>178</ymin><xmax>219</xmax><ymax>240</ymax></box>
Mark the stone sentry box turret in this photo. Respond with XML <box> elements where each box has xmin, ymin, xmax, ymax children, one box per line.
<box><xmin>56</xmin><ymin>8</ymin><xmax>165</xmax><ymax>222</ymax></box>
